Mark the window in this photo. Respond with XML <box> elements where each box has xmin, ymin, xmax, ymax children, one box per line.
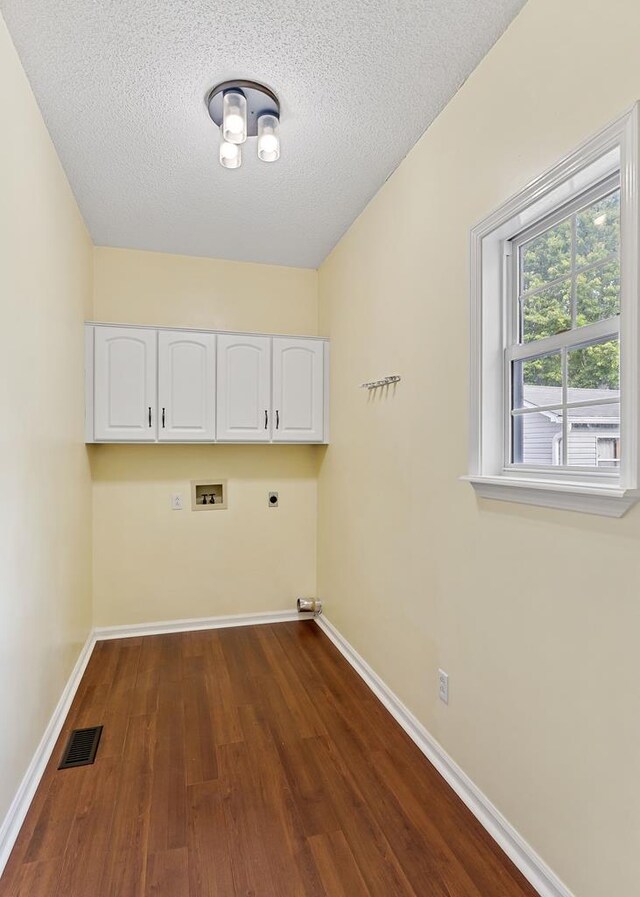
<box><xmin>510</xmin><ymin>180</ymin><xmax>620</xmax><ymax>469</ymax></box>
<box><xmin>465</xmin><ymin>105</ymin><xmax>640</xmax><ymax>516</ymax></box>
<box><xmin>597</xmin><ymin>436</ymin><xmax>621</xmax><ymax>468</ymax></box>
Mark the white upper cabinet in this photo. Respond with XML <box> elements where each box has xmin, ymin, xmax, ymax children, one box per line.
<box><xmin>216</xmin><ymin>334</ymin><xmax>272</xmax><ymax>441</ymax></box>
<box><xmin>93</xmin><ymin>326</ymin><xmax>157</xmax><ymax>441</ymax></box>
<box><xmin>86</xmin><ymin>324</ymin><xmax>328</xmax><ymax>444</ymax></box>
<box><xmin>158</xmin><ymin>331</ymin><xmax>216</xmax><ymax>442</ymax></box>
<box><xmin>272</xmin><ymin>338</ymin><xmax>324</xmax><ymax>442</ymax></box>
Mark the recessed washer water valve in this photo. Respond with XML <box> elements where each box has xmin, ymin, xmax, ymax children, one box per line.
<box><xmin>297</xmin><ymin>597</ymin><xmax>323</xmax><ymax>615</ymax></box>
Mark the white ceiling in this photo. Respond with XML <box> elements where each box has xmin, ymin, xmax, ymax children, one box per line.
<box><xmin>1</xmin><ymin>0</ymin><xmax>526</xmax><ymax>268</ymax></box>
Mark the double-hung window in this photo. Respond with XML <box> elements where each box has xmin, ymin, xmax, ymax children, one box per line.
<box><xmin>508</xmin><ymin>177</ymin><xmax>620</xmax><ymax>470</ymax></box>
<box><xmin>466</xmin><ymin>105</ymin><xmax>640</xmax><ymax>516</ymax></box>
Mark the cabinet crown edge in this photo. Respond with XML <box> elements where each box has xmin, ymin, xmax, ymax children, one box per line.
<box><xmin>85</xmin><ymin>321</ymin><xmax>329</xmax><ymax>342</ymax></box>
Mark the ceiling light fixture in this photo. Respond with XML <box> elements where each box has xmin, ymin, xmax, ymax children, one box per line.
<box><xmin>222</xmin><ymin>90</ymin><xmax>247</xmax><ymax>145</ymax></box>
<box><xmin>208</xmin><ymin>80</ymin><xmax>280</xmax><ymax>170</ymax></box>
<box><xmin>257</xmin><ymin>113</ymin><xmax>280</xmax><ymax>163</ymax></box>
<box><xmin>219</xmin><ymin>133</ymin><xmax>242</xmax><ymax>169</ymax></box>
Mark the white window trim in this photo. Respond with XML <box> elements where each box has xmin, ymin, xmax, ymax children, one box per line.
<box><xmin>463</xmin><ymin>104</ymin><xmax>640</xmax><ymax>517</ymax></box>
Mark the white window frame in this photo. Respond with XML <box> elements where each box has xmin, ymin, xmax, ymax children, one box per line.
<box><xmin>464</xmin><ymin>104</ymin><xmax>640</xmax><ymax>517</ymax></box>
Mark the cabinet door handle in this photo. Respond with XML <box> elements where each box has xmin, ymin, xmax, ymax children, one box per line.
<box><xmin>162</xmin><ymin>407</ymin><xmax>165</xmax><ymax>428</ymax></box>
<box><xmin>276</xmin><ymin>409</ymin><xmax>280</xmax><ymax>429</ymax></box>
<box><xmin>148</xmin><ymin>406</ymin><xmax>152</xmax><ymax>427</ymax></box>
<box><xmin>264</xmin><ymin>409</ymin><xmax>268</xmax><ymax>429</ymax></box>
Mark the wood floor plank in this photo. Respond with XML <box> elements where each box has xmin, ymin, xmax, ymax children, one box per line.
<box><xmin>217</xmin><ymin>626</ymin><xmax>269</xmax><ymax>706</ymax></box>
<box><xmin>202</xmin><ymin>636</ymin><xmax>244</xmax><ymax>747</ymax></box>
<box><xmin>99</xmin><ymin>638</ymin><xmax>142</xmax><ymax>759</ymax></box>
<box><xmin>130</xmin><ymin>639</ymin><xmax>163</xmax><ymax>718</ymax></box>
<box><xmin>146</xmin><ymin>847</ymin><xmax>189</xmax><ymax>897</ymax></box>
<box><xmin>308</xmin><ymin>830</ymin><xmax>371</xmax><ymax>897</ymax></box>
<box><xmin>0</xmin><ymin>622</ymin><xmax>540</xmax><ymax>897</ymax></box>
<box><xmin>291</xmin><ymin>734</ymin><xmax>421</xmax><ymax>897</ymax></box>
<box><xmin>99</xmin><ymin>714</ymin><xmax>156</xmax><ymax>896</ymax></box>
<box><xmin>183</xmin><ymin>670</ymin><xmax>218</xmax><ymax>786</ymax></box>
<box><xmin>256</xmin><ymin>625</ymin><xmax>327</xmax><ymax>741</ymax></box>
<box><xmin>228</xmin><ymin>702</ymin><xmax>328</xmax><ymax>897</ymax></box>
<box><xmin>272</xmin><ymin>736</ymin><xmax>342</xmax><ymax>838</ymax></box>
<box><xmin>148</xmin><ymin>678</ymin><xmax>187</xmax><ymax>853</ymax></box>
<box><xmin>5</xmin><ymin>860</ymin><xmax>62</xmax><ymax>897</ymax></box>
<box><xmin>22</xmin><ymin>767</ymin><xmax>93</xmax><ymax>864</ymax></box>
<box><xmin>99</xmin><ymin>771</ymin><xmax>152</xmax><ymax>897</ymax></box>
<box><xmin>187</xmin><ymin>780</ymin><xmax>235</xmax><ymax>897</ymax></box>
<box><xmin>217</xmin><ymin>720</ymin><xmax>295</xmax><ymax>896</ymax></box>
<box><xmin>52</xmin><ymin>757</ymin><xmax>120</xmax><ymax>896</ymax></box>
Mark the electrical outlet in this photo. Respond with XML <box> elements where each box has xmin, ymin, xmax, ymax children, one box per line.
<box><xmin>268</xmin><ymin>491</ymin><xmax>279</xmax><ymax>508</ymax></box>
<box><xmin>438</xmin><ymin>669</ymin><xmax>449</xmax><ymax>704</ymax></box>
<box><xmin>171</xmin><ymin>493</ymin><xmax>184</xmax><ymax>510</ymax></box>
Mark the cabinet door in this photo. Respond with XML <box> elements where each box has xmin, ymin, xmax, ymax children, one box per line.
<box><xmin>158</xmin><ymin>331</ymin><xmax>216</xmax><ymax>441</ymax></box>
<box><xmin>94</xmin><ymin>327</ymin><xmax>157</xmax><ymax>441</ymax></box>
<box><xmin>216</xmin><ymin>335</ymin><xmax>271</xmax><ymax>441</ymax></box>
<box><xmin>272</xmin><ymin>338</ymin><xmax>324</xmax><ymax>442</ymax></box>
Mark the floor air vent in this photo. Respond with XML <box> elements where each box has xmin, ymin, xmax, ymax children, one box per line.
<box><xmin>58</xmin><ymin>726</ymin><xmax>103</xmax><ymax>769</ymax></box>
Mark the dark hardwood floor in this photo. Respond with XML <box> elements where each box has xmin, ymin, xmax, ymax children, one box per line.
<box><xmin>0</xmin><ymin>622</ymin><xmax>538</xmax><ymax>896</ymax></box>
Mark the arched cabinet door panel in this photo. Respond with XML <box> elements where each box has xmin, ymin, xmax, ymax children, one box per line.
<box><xmin>158</xmin><ymin>331</ymin><xmax>216</xmax><ymax>441</ymax></box>
<box><xmin>272</xmin><ymin>338</ymin><xmax>324</xmax><ymax>442</ymax></box>
<box><xmin>216</xmin><ymin>334</ymin><xmax>271</xmax><ymax>441</ymax></box>
<box><xmin>93</xmin><ymin>327</ymin><xmax>157</xmax><ymax>441</ymax></box>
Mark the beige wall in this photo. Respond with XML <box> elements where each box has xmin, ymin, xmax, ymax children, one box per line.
<box><xmin>0</xmin><ymin>14</ymin><xmax>93</xmax><ymax>826</ymax></box>
<box><xmin>317</xmin><ymin>1</ymin><xmax>640</xmax><ymax>896</ymax></box>
<box><xmin>93</xmin><ymin>246</ymin><xmax>317</xmax><ymax>335</ymax></box>
<box><xmin>91</xmin><ymin>248</ymin><xmax>320</xmax><ymax>626</ymax></box>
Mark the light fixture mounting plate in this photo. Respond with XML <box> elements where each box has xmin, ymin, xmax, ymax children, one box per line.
<box><xmin>207</xmin><ymin>80</ymin><xmax>279</xmax><ymax>138</ymax></box>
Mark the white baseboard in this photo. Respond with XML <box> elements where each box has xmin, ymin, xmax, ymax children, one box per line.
<box><xmin>0</xmin><ymin>631</ymin><xmax>96</xmax><ymax>877</ymax></box>
<box><xmin>314</xmin><ymin>615</ymin><xmax>575</xmax><ymax>897</ymax></box>
<box><xmin>93</xmin><ymin>609</ymin><xmax>302</xmax><ymax>640</ymax></box>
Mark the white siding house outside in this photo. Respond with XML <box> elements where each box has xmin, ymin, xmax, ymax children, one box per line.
<box><xmin>520</xmin><ymin>386</ymin><xmax>620</xmax><ymax>468</ymax></box>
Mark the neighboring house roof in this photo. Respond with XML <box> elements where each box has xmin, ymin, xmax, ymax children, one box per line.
<box><xmin>522</xmin><ymin>386</ymin><xmax>620</xmax><ymax>424</ymax></box>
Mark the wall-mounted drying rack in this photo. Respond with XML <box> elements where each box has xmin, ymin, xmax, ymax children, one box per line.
<box><xmin>360</xmin><ymin>375</ymin><xmax>401</xmax><ymax>390</ymax></box>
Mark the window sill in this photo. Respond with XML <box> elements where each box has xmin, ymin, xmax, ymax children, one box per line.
<box><xmin>462</xmin><ymin>475</ymin><xmax>638</xmax><ymax>517</ymax></box>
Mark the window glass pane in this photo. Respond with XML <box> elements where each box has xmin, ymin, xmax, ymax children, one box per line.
<box><xmin>521</xmin><ymin>280</ymin><xmax>571</xmax><ymax>342</ymax></box>
<box><xmin>567</xmin><ymin>337</ymin><xmax>619</xmax><ymax>393</ymax></box>
<box><xmin>512</xmin><ymin>353</ymin><xmax>563</xmax><ymax>463</ymax></box>
<box><xmin>566</xmin><ymin>404</ymin><xmax>620</xmax><ymax>467</ymax></box>
<box><xmin>520</xmin><ymin>219</ymin><xmax>571</xmax><ymax>293</ymax></box>
<box><xmin>512</xmin><ymin>352</ymin><xmax>562</xmax><ymax>411</ymax></box>
<box><xmin>576</xmin><ymin>190</ymin><xmax>620</xmax><ymax>269</ymax></box>
<box><xmin>512</xmin><ymin>411</ymin><xmax>562</xmax><ymax>466</ymax></box>
<box><xmin>576</xmin><ymin>259</ymin><xmax>620</xmax><ymax>326</ymax></box>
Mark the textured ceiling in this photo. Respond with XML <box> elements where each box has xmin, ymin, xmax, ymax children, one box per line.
<box><xmin>1</xmin><ymin>0</ymin><xmax>526</xmax><ymax>268</ymax></box>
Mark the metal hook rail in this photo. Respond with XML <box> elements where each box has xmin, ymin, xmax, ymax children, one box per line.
<box><xmin>360</xmin><ymin>375</ymin><xmax>401</xmax><ymax>390</ymax></box>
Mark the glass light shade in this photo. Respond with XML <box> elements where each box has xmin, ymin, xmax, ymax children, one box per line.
<box><xmin>222</xmin><ymin>90</ymin><xmax>247</xmax><ymax>144</ymax></box>
<box><xmin>257</xmin><ymin>113</ymin><xmax>280</xmax><ymax>162</ymax></box>
<box><xmin>219</xmin><ymin>136</ymin><xmax>241</xmax><ymax>169</ymax></box>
